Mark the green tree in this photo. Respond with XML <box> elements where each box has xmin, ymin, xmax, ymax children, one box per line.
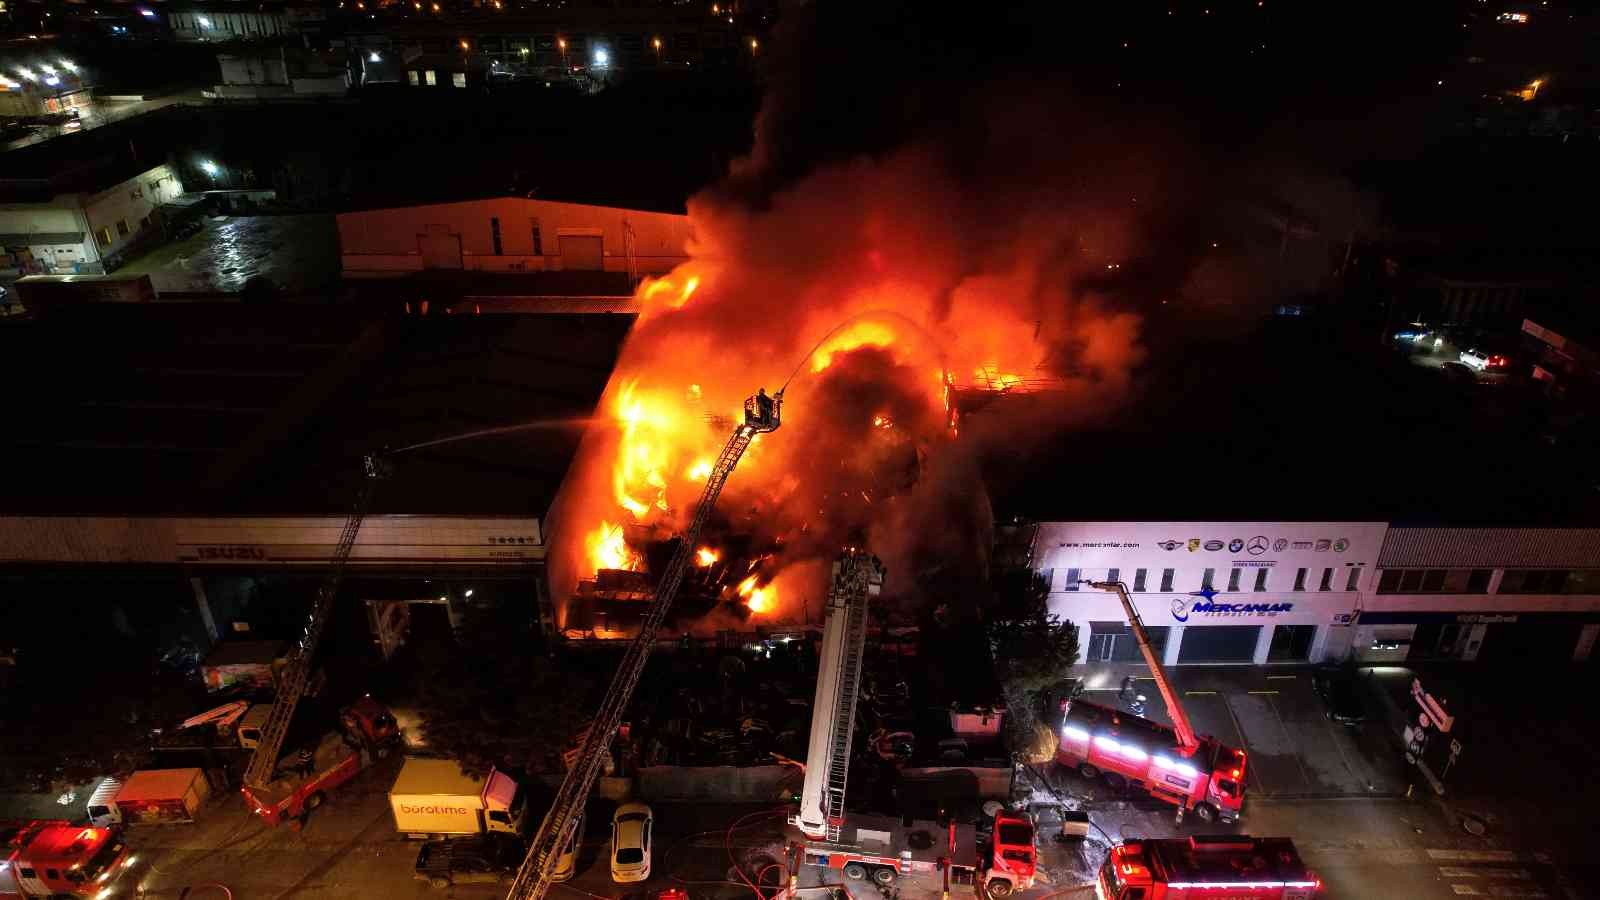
<box><xmin>988</xmin><ymin>570</ymin><xmax>1078</xmax><ymax>762</ymax></box>
<box><xmin>414</xmin><ymin>604</ymin><xmax>596</xmax><ymax>776</ymax></box>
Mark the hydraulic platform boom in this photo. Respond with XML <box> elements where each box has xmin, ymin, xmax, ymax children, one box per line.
<box><xmin>504</xmin><ymin>388</ymin><xmax>783</xmax><ymax>900</ymax></box>
<box><xmin>1088</xmin><ymin>579</ymin><xmax>1200</xmax><ymax>756</ymax></box>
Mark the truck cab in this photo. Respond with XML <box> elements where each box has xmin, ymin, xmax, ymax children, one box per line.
<box><xmin>983</xmin><ymin>814</ymin><xmax>1036</xmax><ymax>897</ymax></box>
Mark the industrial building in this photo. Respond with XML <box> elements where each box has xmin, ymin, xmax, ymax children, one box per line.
<box><xmin>0</xmin><ymin>162</ymin><xmax>185</xmax><ymax>275</ymax></box>
<box><xmin>1035</xmin><ymin>521</ymin><xmax>1600</xmax><ymax>667</ymax></box>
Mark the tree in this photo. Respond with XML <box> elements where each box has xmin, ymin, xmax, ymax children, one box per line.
<box><xmin>413</xmin><ymin>603</ymin><xmax>596</xmax><ymax>776</ymax></box>
<box><xmin>987</xmin><ymin>570</ymin><xmax>1079</xmax><ymax>762</ymax></box>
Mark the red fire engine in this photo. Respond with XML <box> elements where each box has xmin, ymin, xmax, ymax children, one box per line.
<box><xmin>788</xmin><ymin>551</ymin><xmax>1037</xmax><ymax>897</ymax></box>
<box><xmin>1096</xmin><ymin>835</ymin><xmax>1320</xmax><ymax>899</ymax></box>
<box><xmin>1056</xmin><ymin>581</ymin><xmax>1248</xmax><ymax>823</ymax></box>
<box><xmin>241</xmin><ymin>695</ymin><xmax>398</xmax><ymax>826</ymax></box>
<box><xmin>0</xmin><ymin>820</ymin><xmax>133</xmax><ymax>899</ymax></box>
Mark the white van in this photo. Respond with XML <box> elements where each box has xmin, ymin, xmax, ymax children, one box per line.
<box><xmin>87</xmin><ymin>777</ymin><xmax>125</xmax><ymax>827</ymax></box>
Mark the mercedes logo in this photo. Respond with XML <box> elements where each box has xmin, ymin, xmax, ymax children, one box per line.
<box><xmin>1246</xmin><ymin>535</ymin><xmax>1270</xmax><ymax>556</ymax></box>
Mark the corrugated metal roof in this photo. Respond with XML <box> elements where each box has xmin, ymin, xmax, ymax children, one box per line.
<box><xmin>1380</xmin><ymin>527</ymin><xmax>1600</xmax><ymax>568</ymax></box>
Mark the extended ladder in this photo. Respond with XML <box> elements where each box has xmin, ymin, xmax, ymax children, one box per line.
<box><xmin>242</xmin><ymin>454</ymin><xmax>387</xmax><ymax>788</ymax></box>
<box><xmin>504</xmin><ymin>388</ymin><xmax>782</xmax><ymax>900</ymax></box>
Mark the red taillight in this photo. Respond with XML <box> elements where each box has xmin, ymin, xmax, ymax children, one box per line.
<box><xmin>1231</xmin><ymin>768</ymin><xmax>1241</xmax><ymax>778</ymax></box>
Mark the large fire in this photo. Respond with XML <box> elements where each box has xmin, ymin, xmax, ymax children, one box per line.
<box><xmin>554</xmin><ymin>133</ymin><xmax>1146</xmax><ymax>630</ymax></box>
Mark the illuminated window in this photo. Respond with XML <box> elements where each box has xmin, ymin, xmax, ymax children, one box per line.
<box><xmin>407</xmin><ymin>70</ymin><xmax>419</xmax><ymax>85</ymax></box>
<box><xmin>116</xmin><ymin>219</ymin><xmax>130</xmax><ymax>237</ymax></box>
<box><xmin>97</xmin><ymin>227</ymin><xmax>113</xmax><ymax>247</ymax></box>
<box><xmin>424</xmin><ymin>69</ymin><xmax>437</xmax><ymax>85</ymax></box>
<box><xmin>452</xmin><ymin>72</ymin><xmax>466</xmax><ymax>88</ymax></box>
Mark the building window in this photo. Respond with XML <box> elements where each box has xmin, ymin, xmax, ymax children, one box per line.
<box><xmin>116</xmin><ymin>219</ymin><xmax>130</xmax><ymax>237</ymax></box>
<box><xmin>1465</xmin><ymin>569</ymin><xmax>1492</xmax><ymax>593</ymax></box>
<box><xmin>1254</xmin><ymin>568</ymin><xmax>1269</xmax><ymax>592</ymax></box>
<box><xmin>1345</xmin><ymin>567</ymin><xmax>1362</xmax><ymax>591</ymax></box>
<box><xmin>1318</xmin><ymin>568</ymin><xmax>1333</xmax><ymax>591</ymax></box>
<box><xmin>1064</xmin><ymin>568</ymin><xmax>1080</xmax><ymax>591</ymax></box>
<box><xmin>1291</xmin><ymin>568</ymin><xmax>1307</xmax><ymax>591</ymax></box>
<box><xmin>491</xmin><ymin>217</ymin><xmax>503</xmax><ymax>255</ymax></box>
<box><xmin>97</xmin><ymin>227</ymin><xmax>113</xmax><ymax>247</ymax></box>
<box><xmin>1159</xmin><ymin>569</ymin><xmax>1174</xmax><ymax>592</ymax></box>
<box><xmin>531</xmin><ymin>219</ymin><xmax>543</xmax><ymax>254</ymax></box>
<box><xmin>424</xmin><ymin>70</ymin><xmax>438</xmax><ymax>85</ymax></box>
<box><xmin>1201</xmin><ymin>568</ymin><xmax>1215</xmax><ymax>590</ymax></box>
<box><xmin>1132</xmin><ymin>568</ymin><xmax>1147</xmax><ymax>592</ymax></box>
<box><xmin>408</xmin><ymin>70</ymin><xmax>419</xmax><ymax>85</ymax></box>
<box><xmin>1500</xmin><ymin>569</ymin><xmax>1573</xmax><ymax>594</ymax></box>
<box><xmin>452</xmin><ymin>72</ymin><xmax>467</xmax><ymax>88</ymax></box>
<box><xmin>1227</xmin><ymin>568</ymin><xmax>1241</xmax><ymax>592</ymax></box>
<box><xmin>1106</xmin><ymin>568</ymin><xmax>1120</xmax><ymax>586</ymax></box>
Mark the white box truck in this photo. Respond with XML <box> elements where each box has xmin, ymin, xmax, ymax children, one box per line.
<box><xmin>389</xmin><ymin>758</ymin><xmax>527</xmax><ymax>840</ymax></box>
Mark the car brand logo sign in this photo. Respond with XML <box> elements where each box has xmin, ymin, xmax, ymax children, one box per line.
<box><xmin>1204</xmin><ymin>540</ymin><xmax>1224</xmax><ymax>551</ymax></box>
<box><xmin>1159</xmin><ymin>539</ymin><xmax>1182</xmax><ymax>551</ymax></box>
<box><xmin>1273</xmin><ymin>538</ymin><xmax>1289</xmax><ymax>552</ymax></box>
<box><xmin>1188</xmin><ymin>538</ymin><xmax>1202</xmax><ymax>552</ymax></box>
<box><xmin>1228</xmin><ymin>538</ymin><xmax>1244</xmax><ymax>553</ymax></box>
<box><xmin>1315</xmin><ymin>539</ymin><xmax>1332</xmax><ymax>552</ymax></box>
<box><xmin>1246</xmin><ymin>536</ymin><xmax>1269</xmax><ymax>556</ymax></box>
<box><xmin>1292</xmin><ymin>540</ymin><xmax>1313</xmax><ymax>550</ymax></box>
<box><xmin>1333</xmin><ymin>538</ymin><xmax>1349</xmax><ymax>552</ymax></box>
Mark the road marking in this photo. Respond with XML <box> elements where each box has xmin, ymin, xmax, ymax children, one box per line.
<box><xmin>1184</xmin><ymin>690</ymin><xmax>1218</xmax><ymax>696</ymax></box>
<box><xmin>1438</xmin><ymin>867</ymin><xmax>1532</xmax><ymax>879</ymax></box>
<box><xmin>1264</xmin><ymin>694</ymin><xmax>1313</xmax><ymax>789</ymax></box>
<box><xmin>1266</xmin><ymin>674</ymin><xmax>1298</xmax><ymax>680</ymax></box>
<box><xmin>1429</xmin><ymin>850</ymin><xmax>1520</xmax><ymax>863</ymax></box>
<box><xmin>1246</xmin><ymin>690</ymin><xmax>1280</xmax><ymax>695</ymax></box>
<box><xmin>1452</xmin><ymin>887</ymin><xmax>1485</xmax><ymax>896</ymax></box>
<box><xmin>1217</xmin><ymin>694</ymin><xmax>1266</xmax><ymax>795</ymax></box>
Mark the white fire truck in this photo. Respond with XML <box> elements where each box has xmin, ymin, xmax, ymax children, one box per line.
<box><xmin>1096</xmin><ymin>835</ymin><xmax>1320</xmax><ymax>899</ymax></box>
<box><xmin>1056</xmin><ymin>581</ymin><xmax>1248</xmax><ymax>823</ymax></box>
<box><xmin>789</xmin><ymin>550</ymin><xmax>1037</xmax><ymax>897</ymax></box>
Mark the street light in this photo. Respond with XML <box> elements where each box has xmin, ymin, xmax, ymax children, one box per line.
<box><xmin>368</xmin><ymin>51</ymin><xmax>381</xmax><ymax>62</ymax></box>
<box><xmin>200</xmin><ymin>160</ymin><xmax>219</xmax><ymax>176</ymax></box>
<box><xmin>593</xmin><ymin>47</ymin><xmax>608</xmax><ymax>68</ymax></box>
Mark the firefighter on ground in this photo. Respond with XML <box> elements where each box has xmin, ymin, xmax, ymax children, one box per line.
<box><xmin>296</xmin><ymin>746</ymin><xmax>315</xmax><ymax>778</ymax></box>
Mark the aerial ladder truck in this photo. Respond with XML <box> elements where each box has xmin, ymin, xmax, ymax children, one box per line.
<box><xmin>1055</xmin><ymin>581</ymin><xmax>1248</xmax><ymax>823</ymax></box>
<box><xmin>503</xmin><ymin>387</ymin><xmax>784</xmax><ymax>900</ymax></box>
<box><xmin>238</xmin><ymin>453</ymin><xmax>400</xmax><ymax>825</ymax></box>
<box><xmin>787</xmin><ymin>549</ymin><xmax>1037</xmax><ymax>898</ymax></box>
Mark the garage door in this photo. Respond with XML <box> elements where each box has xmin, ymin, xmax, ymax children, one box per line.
<box><xmin>1085</xmin><ymin>622</ymin><xmax>1169</xmax><ymax>662</ymax></box>
<box><xmin>1177</xmin><ymin>625</ymin><xmax>1261</xmax><ymax>663</ymax></box>
<box><xmin>559</xmin><ymin>234</ymin><xmax>604</xmax><ymax>270</ymax></box>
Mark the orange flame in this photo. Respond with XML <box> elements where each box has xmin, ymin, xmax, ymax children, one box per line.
<box><xmin>811</xmin><ymin>320</ymin><xmax>899</xmax><ymax>372</ymax></box>
<box><xmin>695</xmin><ymin>546</ymin><xmax>720</xmax><ymax>567</ymax></box>
<box><xmin>736</xmin><ymin>574</ymin><xmax>775</xmax><ymax>613</ymax></box>
<box><xmin>586</xmin><ymin>521</ymin><xmax>641</xmax><ymax>572</ymax></box>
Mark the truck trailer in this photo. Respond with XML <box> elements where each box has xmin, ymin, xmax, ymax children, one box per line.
<box><xmin>87</xmin><ymin>768</ymin><xmax>211</xmax><ymax>826</ymax></box>
<box><xmin>1096</xmin><ymin>835</ymin><xmax>1320</xmax><ymax>900</ymax></box>
<box><xmin>389</xmin><ymin>758</ymin><xmax>527</xmax><ymax>840</ymax></box>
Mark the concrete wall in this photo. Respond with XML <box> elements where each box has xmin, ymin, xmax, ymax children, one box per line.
<box><xmin>636</xmin><ymin>765</ymin><xmax>798</xmax><ymax>803</ymax></box>
<box><xmin>82</xmin><ymin>164</ymin><xmax>186</xmax><ymax>260</ymax></box>
<box><xmin>338</xmin><ymin>197</ymin><xmax>691</xmax><ymax>278</ymax></box>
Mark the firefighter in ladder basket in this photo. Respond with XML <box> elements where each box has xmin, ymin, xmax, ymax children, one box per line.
<box><xmin>745</xmin><ymin>388</ymin><xmax>782</xmax><ymax>431</ymax></box>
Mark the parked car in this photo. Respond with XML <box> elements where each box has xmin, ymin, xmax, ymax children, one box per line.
<box><xmin>1459</xmin><ymin>348</ymin><xmax>1511</xmax><ymax>372</ymax></box>
<box><xmin>610</xmin><ymin>802</ymin><xmax>653</xmax><ymax>883</ymax></box>
<box><xmin>552</xmin><ymin>813</ymin><xmax>584</xmax><ymax>882</ymax></box>
<box><xmin>414</xmin><ymin>835</ymin><xmax>524</xmax><ymax>888</ymax></box>
<box><xmin>1312</xmin><ymin>668</ymin><xmax>1367</xmax><ymax>726</ymax></box>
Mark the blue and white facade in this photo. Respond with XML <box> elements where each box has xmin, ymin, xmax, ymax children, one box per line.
<box><xmin>1034</xmin><ymin>522</ymin><xmax>1600</xmax><ymax>665</ymax></box>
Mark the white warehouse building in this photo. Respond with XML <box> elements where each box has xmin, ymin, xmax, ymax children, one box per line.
<box><xmin>1034</xmin><ymin>522</ymin><xmax>1600</xmax><ymax>667</ymax></box>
